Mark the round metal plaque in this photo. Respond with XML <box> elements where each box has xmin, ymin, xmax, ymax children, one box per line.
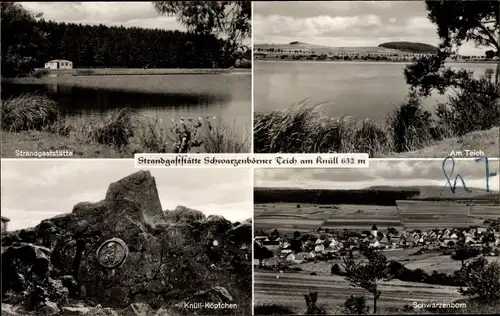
<box><xmin>96</xmin><ymin>238</ymin><xmax>129</xmax><ymax>269</ymax></box>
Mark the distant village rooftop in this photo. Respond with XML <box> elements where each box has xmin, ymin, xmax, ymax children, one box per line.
<box><xmin>1</xmin><ymin>216</ymin><xmax>10</xmax><ymax>222</ymax></box>
<box><xmin>46</xmin><ymin>59</ymin><xmax>72</xmax><ymax>63</ymax></box>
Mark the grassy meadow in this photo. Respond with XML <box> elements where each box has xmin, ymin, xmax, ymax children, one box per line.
<box><xmin>253</xmin><ymin>271</ymin><xmax>500</xmax><ymax>315</ymax></box>
<box><xmin>0</xmin><ymin>93</ymin><xmax>250</xmax><ymax>157</ymax></box>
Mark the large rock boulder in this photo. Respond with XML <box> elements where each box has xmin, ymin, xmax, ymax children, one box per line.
<box><xmin>105</xmin><ymin>170</ymin><xmax>164</xmax><ymax>224</ymax></box>
<box><xmin>1</xmin><ymin>243</ymin><xmax>68</xmax><ymax>311</ymax></box>
<box><xmin>200</xmin><ymin>215</ymin><xmax>233</xmax><ymax>240</ymax></box>
<box><xmin>1</xmin><ymin>171</ymin><xmax>251</xmax><ymax>315</ymax></box>
<box><xmin>227</xmin><ymin>218</ymin><xmax>252</xmax><ymax>248</ymax></box>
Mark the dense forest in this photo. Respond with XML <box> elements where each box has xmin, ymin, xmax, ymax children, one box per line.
<box><xmin>254</xmin><ymin>188</ymin><xmax>420</xmax><ymax>206</ymax></box>
<box><xmin>378</xmin><ymin>42</ymin><xmax>439</xmax><ymax>53</ymax></box>
<box><xmin>35</xmin><ymin>20</ymin><xmax>247</xmax><ymax>69</ymax></box>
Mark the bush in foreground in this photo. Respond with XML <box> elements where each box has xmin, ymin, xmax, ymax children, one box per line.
<box><xmin>386</xmin><ymin>94</ymin><xmax>435</xmax><ymax>153</ymax></box>
<box><xmin>436</xmin><ymin>74</ymin><xmax>500</xmax><ymax>137</ymax></box>
<box><xmin>1</xmin><ymin>93</ymin><xmax>59</xmax><ymax>132</ymax></box>
<box><xmin>342</xmin><ymin>295</ymin><xmax>368</xmax><ymax>315</ymax></box>
<box><xmin>253</xmin><ymin>101</ymin><xmax>389</xmax><ymax>155</ymax></box>
<box><xmin>460</xmin><ymin>257</ymin><xmax>500</xmax><ymax>300</ymax></box>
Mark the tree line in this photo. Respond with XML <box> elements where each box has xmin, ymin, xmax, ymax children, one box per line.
<box><xmin>254</xmin><ymin>188</ymin><xmax>420</xmax><ymax>205</ymax></box>
<box><xmin>36</xmin><ymin>20</ymin><xmax>241</xmax><ymax>69</ymax></box>
<box><xmin>1</xmin><ymin>2</ymin><xmax>250</xmax><ymax>78</ymax></box>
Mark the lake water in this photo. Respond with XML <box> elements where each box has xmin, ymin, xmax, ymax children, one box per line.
<box><xmin>2</xmin><ymin>72</ymin><xmax>251</xmax><ymax>131</ymax></box>
<box><xmin>254</xmin><ymin>61</ymin><xmax>497</xmax><ymax>122</ymax></box>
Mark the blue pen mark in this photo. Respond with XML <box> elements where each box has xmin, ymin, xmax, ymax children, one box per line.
<box><xmin>441</xmin><ymin>156</ymin><xmax>471</xmax><ymax>194</ymax></box>
<box><xmin>474</xmin><ymin>157</ymin><xmax>498</xmax><ymax>192</ymax></box>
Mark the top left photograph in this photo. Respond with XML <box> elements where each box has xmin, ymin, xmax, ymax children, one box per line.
<box><xmin>1</xmin><ymin>1</ymin><xmax>252</xmax><ymax>158</ymax></box>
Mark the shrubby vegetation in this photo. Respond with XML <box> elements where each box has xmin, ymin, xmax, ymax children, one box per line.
<box><xmin>342</xmin><ymin>295</ymin><xmax>369</xmax><ymax>315</ymax></box>
<box><xmin>459</xmin><ymin>257</ymin><xmax>500</xmax><ymax>300</ymax></box>
<box><xmin>0</xmin><ymin>93</ymin><xmax>250</xmax><ymax>154</ymax></box>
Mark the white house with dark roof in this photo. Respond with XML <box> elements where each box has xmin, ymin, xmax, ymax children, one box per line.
<box><xmin>45</xmin><ymin>59</ymin><xmax>73</xmax><ymax>69</ymax></box>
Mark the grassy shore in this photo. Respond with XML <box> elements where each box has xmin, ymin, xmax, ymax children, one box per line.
<box><xmin>32</xmin><ymin>67</ymin><xmax>252</xmax><ymax>77</ymax></box>
<box><xmin>1</xmin><ymin>93</ymin><xmax>250</xmax><ymax>158</ymax></box>
<box><xmin>390</xmin><ymin>127</ymin><xmax>499</xmax><ymax>158</ymax></box>
<box><xmin>254</xmin><ymin>83</ymin><xmax>499</xmax><ymax>157</ymax></box>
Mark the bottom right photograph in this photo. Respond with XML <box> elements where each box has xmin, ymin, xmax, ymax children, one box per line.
<box><xmin>253</xmin><ymin>159</ymin><xmax>500</xmax><ymax>315</ymax></box>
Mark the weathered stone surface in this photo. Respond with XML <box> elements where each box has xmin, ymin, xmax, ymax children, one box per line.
<box><xmin>61</xmin><ymin>306</ymin><xmax>91</xmax><ymax>315</ymax></box>
<box><xmin>0</xmin><ymin>171</ymin><xmax>251</xmax><ymax>315</ymax></box>
<box><xmin>200</xmin><ymin>215</ymin><xmax>233</xmax><ymax>240</ymax></box>
<box><xmin>165</xmin><ymin>205</ymin><xmax>206</xmax><ymax>223</ymax></box>
<box><xmin>105</xmin><ymin>170</ymin><xmax>164</xmax><ymax>223</ymax></box>
<box><xmin>0</xmin><ymin>304</ymin><xmax>19</xmax><ymax>316</ymax></box>
<box><xmin>39</xmin><ymin>301</ymin><xmax>60</xmax><ymax>315</ymax></box>
<box><xmin>60</xmin><ymin>275</ymin><xmax>79</xmax><ymax>297</ymax></box>
<box><xmin>189</xmin><ymin>286</ymin><xmax>234</xmax><ymax>303</ymax></box>
<box><xmin>121</xmin><ymin>303</ymin><xmax>154</xmax><ymax>316</ymax></box>
<box><xmin>227</xmin><ymin>218</ymin><xmax>252</xmax><ymax>247</ymax></box>
<box><xmin>1</xmin><ymin>243</ymin><xmax>53</xmax><ymax>295</ymax></box>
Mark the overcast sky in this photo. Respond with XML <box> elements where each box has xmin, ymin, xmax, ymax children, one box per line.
<box><xmin>1</xmin><ymin>160</ymin><xmax>252</xmax><ymax>231</ymax></box>
<box><xmin>22</xmin><ymin>2</ymin><xmax>186</xmax><ymax>30</ymax></box>
<box><xmin>254</xmin><ymin>1</ymin><xmax>489</xmax><ymax>55</ymax></box>
<box><xmin>255</xmin><ymin>159</ymin><xmax>500</xmax><ymax>191</ymax></box>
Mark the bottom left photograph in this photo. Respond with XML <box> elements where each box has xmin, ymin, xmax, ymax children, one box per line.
<box><xmin>1</xmin><ymin>160</ymin><xmax>253</xmax><ymax>316</ymax></box>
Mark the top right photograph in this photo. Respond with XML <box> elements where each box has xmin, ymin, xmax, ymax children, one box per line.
<box><xmin>253</xmin><ymin>1</ymin><xmax>499</xmax><ymax>158</ymax></box>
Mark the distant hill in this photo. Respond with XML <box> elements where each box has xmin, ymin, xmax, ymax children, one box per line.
<box><xmin>254</xmin><ymin>42</ymin><xmax>404</xmax><ymax>55</ymax></box>
<box><xmin>255</xmin><ymin>41</ymin><xmax>439</xmax><ymax>55</ymax></box>
<box><xmin>378</xmin><ymin>42</ymin><xmax>438</xmax><ymax>53</ymax></box>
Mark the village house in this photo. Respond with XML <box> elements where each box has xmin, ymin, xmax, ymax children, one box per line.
<box><xmin>263</xmin><ymin>258</ymin><xmax>280</xmax><ymax>268</ymax></box>
<box><xmin>314</xmin><ymin>244</ymin><xmax>325</xmax><ymax>253</ymax></box>
<box><xmin>286</xmin><ymin>253</ymin><xmax>305</xmax><ymax>264</ymax></box>
<box><xmin>255</xmin><ymin>219</ymin><xmax>500</xmax><ymax>271</ymax></box>
<box><xmin>44</xmin><ymin>59</ymin><xmax>73</xmax><ymax>69</ymax></box>
<box><xmin>1</xmin><ymin>216</ymin><xmax>10</xmax><ymax>232</ymax></box>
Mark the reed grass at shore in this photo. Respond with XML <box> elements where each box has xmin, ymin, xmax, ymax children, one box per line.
<box><xmin>254</xmin><ymin>78</ymin><xmax>499</xmax><ymax>157</ymax></box>
<box><xmin>1</xmin><ymin>93</ymin><xmax>250</xmax><ymax>157</ymax></box>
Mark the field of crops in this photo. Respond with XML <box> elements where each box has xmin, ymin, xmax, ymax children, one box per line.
<box><xmin>396</xmin><ymin>200</ymin><xmax>500</xmax><ymax>229</ymax></box>
<box><xmin>255</xmin><ymin>202</ymin><xmax>499</xmax><ymax>234</ymax></box>
<box><xmin>254</xmin><ymin>271</ymin><xmax>462</xmax><ymax>313</ymax></box>
<box><xmin>254</xmin><ymin>217</ymin><xmax>324</xmax><ymax>233</ymax></box>
<box><xmin>255</xmin><ymin>203</ymin><xmax>403</xmax><ymax>232</ymax></box>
